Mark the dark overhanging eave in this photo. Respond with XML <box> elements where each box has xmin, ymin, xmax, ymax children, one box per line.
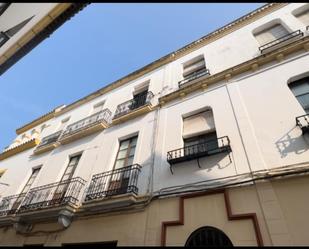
<box><xmin>0</xmin><ymin>3</ymin><xmax>90</xmax><ymax>76</ymax></box>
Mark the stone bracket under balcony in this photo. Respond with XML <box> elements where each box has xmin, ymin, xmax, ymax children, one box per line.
<box><xmin>81</xmin><ymin>193</ymin><xmax>139</xmax><ymax>213</ymax></box>
<box><xmin>14</xmin><ymin>205</ymin><xmax>77</xmax><ymax>227</ymax></box>
<box><xmin>112</xmin><ymin>104</ymin><xmax>153</xmax><ymax>125</ymax></box>
<box><xmin>112</xmin><ymin>91</ymin><xmax>154</xmax><ymax>125</ymax></box>
<box><xmin>58</xmin><ymin>109</ymin><xmax>112</xmax><ymax>145</ymax></box>
<box><xmin>0</xmin><ymin>138</ymin><xmax>40</xmax><ymax>161</ymax></box>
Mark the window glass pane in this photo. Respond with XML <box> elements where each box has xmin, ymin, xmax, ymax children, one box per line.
<box><xmin>290</xmin><ymin>82</ymin><xmax>309</xmax><ymax>96</ymax></box>
<box><xmin>130</xmin><ymin>137</ymin><xmax>137</xmax><ymax>146</ymax></box>
<box><xmin>115</xmin><ymin>159</ymin><xmax>125</xmax><ymax>169</ymax></box>
<box><xmin>119</xmin><ymin>140</ymin><xmax>130</xmax><ymax>150</ymax></box>
<box><xmin>126</xmin><ymin>156</ymin><xmax>134</xmax><ymax>167</ymax></box>
<box><xmin>117</xmin><ymin>149</ymin><xmax>128</xmax><ymax>159</ymax></box>
<box><xmin>129</xmin><ymin>146</ymin><xmax>136</xmax><ymax>157</ymax></box>
<box><xmin>289</xmin><ymin>77</ymin><xmax>309</xmax><ymax>112</ymax></box>
<box><xmin>269</xmin><ymin>24</ymin><xmax>288</xmax><ymax>39</ymax></box>
<box><xmin>64</xmin><ymin>166</ymin><xmax>74</xmax><ymax>175</ymax></box>
<box><xmin>61</xmin><ymin>174</ymin><xmax>70</xmax><ymax>181</ymax></box>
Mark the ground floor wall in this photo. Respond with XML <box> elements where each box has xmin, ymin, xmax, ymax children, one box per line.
<box><xmin>0</xmin><ymin>174</ymin><xmax>308</xmax><ymax>246</ymax></box>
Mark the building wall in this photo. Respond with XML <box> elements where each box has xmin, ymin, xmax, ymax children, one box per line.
<box><xmin>0</xmin><ymin>176</ymin><xmax>308</xmax><ymax>246</ymax></box>
<box><xmin>0</xmin><ymin>2</ymin><xmax>309</xmax><ymax>246</ymax></box>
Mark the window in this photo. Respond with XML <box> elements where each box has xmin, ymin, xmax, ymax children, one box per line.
<box><xmin>131</xmin><ymin>83</ymin><xmax>149</xmax><ymax>110</ymax></box>
<box><xmin>12</xmin><ymin>167</ymin><xmax>41</xmax><ymax>211</ymax></box>
<box><xmin>295</xmin><ymin>9</ymin><xmax>309</xmax><ymax>25</ymax></box>
<box><xmin>61</xmin><ymin>155</ymin><xmax>81</xmax><ymax>182</ymax></box>
<box><xmin>114</xmin><ymin>136</ymin><xmax>138</xmax><ymax>169</ymax></box>
<box><xmin>52</xmin><ymin>154</ymin><xmax>81</xmax><ymax>201</ymax></box>
<box><xmin>293</xmin><ymin>4</ymin><xmax>309</xmax><ymax>26</ymax></box>
<box><xmin>254</xmin><ymin>24</ymin><xmax>289</xmax><ymax>45</ymax></box>
<box><xmin>183</xmin><ymin>55</ymin><xmax>206</xmax><ymax>79</ymax></box>
<box><xmin>93</xmin><ymin>100</ymin><xmax>105</xmax><ymax>114</ymax></box>
<box><xmin>289</xmin><ymin>76</ymin><xmax>309</xmax><ymax>113</ymax></box>
<box><xmin>58</xmin><ymin>117</ymin><xmax>70</xmax><ymax>131</ymax></box>
<box><xmin>183</xmin><ymin>110</ymin><xmax>218</xmax><ymax>154</ymax></box>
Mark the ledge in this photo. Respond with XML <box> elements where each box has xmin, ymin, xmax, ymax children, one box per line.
<box><xmin>59</xmin><ymin>121</ymin><xmax>108</xmax><ymax>145</ymax></box>
<box><xmin>112</xmin><ymin>104</ymin><xmax>153</xmax><ymax>125</ymax></box>
<box><xmin>82</xmin><ymin>193</ymin><xmax>139</xmax><ymax>213</ymax></box>
<box><xmin>0</xmin><ymin>139</ymin><xmax>40</xmax><ymax>161</ymax></box>
<box><xmin>33</xmin><ymin>142</ymin><xmax>60</xmax><ymax>155</ymax></box>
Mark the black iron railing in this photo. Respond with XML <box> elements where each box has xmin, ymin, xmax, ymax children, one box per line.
<box><xmin>259</xmin><ymin>30</ymin><xmax>304</xmax><ymax>53</ymax></box>
<box><xmin>84</xmin><ymin>164</ymin><xmax>142</xmax><ymax>202</ymax></box>
<box><xmin>167</xmin><ymin>136</ymin><xmax>231</xmax><ymax>173</ymax></box>
<box><xmin>296</xmin><ymin>113</ymin><xmax>309</xmax><ymax>135</ymax></box>
<box><xmin>61</xmin><ymin>109</ymin><xmax>112</xmax><ymax>138</ymax></box>
<box><xmin>178</xmin><ymin>68</ymin><xmax>210</xmax><ymax>88</ymax></box>
<box><xmin>0</xmin><ymin>193</ymin><xmax>27</xmax><ymax>216</ymax></box>
<box><xmin>18</xmin><ymin>177</ymin><xmax>86</xmax><ymax>213</ymax></box>
<box><xmin>113</xmin><ymin>91</ymin><xmax>154</xmax><ymax>120</ymax></box>
<box><xmin>36</xmin><ymin>130</ymin><xmax>62</xmax><ymax>149</ymax></box>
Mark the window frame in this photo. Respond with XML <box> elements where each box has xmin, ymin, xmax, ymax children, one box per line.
<box><xmin>113</xmin><ymin>136</ymin><xmax>138</xmax><ymax>170</ymax></box>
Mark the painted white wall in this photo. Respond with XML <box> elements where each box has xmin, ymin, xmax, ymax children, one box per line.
<box><xmin>1</xmin><ymin>3</ymin><xmax>309</xmax><ymax>202</ymax></box>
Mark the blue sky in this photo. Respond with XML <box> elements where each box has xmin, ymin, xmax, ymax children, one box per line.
<box><xmin>0</xmin><ymin>3</ymin><xmax>264</xmax><ymax>150</ymax></box>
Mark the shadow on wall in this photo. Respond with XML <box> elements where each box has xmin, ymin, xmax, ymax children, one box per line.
<box><xmin>275</xmin><ymin>126</ymin><xmax>309</xmax><ymax>158</ymax></box>
<box><xmin>168</xmin><ymin>152</ymin><xmax>233</xmax><ymax>175</ymax></box>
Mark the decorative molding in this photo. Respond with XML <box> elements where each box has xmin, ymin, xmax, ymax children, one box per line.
<box><xmin>160</xmin><ymin>189</ymin><xmax>263</xmax><ymax>246</ymax></box>
<box><xmin>0</xmin><ymin>138</ymin><xmax>40</xmax><ymax>161</ymax></box>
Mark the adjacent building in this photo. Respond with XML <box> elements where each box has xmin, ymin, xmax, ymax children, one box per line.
<box><xmin>0</xmin><ymin>3</ymin><xmax>88</xmax><ymax>75</ymax></box>
<box><xmin>0</xmin><ymin>2</ymin><xmax>309</xmax><ymax>246</ymax></box>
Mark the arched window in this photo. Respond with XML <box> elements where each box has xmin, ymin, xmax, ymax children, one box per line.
<box><xmin>185</xmin><ymin>226</ymin><xmax>233</xmax><ymax>247</ymax></box>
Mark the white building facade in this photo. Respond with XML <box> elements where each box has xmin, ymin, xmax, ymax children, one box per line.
<box><xmin>0</xmin><ymin>3</ymin><xmax>309</xmax><ymax>246</ymax></box>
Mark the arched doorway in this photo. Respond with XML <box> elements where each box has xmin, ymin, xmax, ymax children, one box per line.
<box><xmin>185</xmin><ymin>226</ymin><xmax>233</xmax><ymax>247</ymax></box>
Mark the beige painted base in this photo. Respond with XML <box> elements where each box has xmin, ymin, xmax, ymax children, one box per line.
<box><xmin>0</xmin><ymin>175</ymin><xmax>309</xmax><ymax>246</ymax></box>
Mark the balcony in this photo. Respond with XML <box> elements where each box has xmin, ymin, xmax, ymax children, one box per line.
<box><xmin>0</xmin><ymin>138</ymin><xmax>40</xmax><ymax>161</ymax></box>
<box><xmin>296</xmin><ymin>114</ymin><xmax>309</xmax><ymax>135</ymax></box>
<box><xmin>112</xmin><ymin>91</ymin><xmax>154</xmax><ymax>125</ymax></box>
<box><xmin>0</xmin><ymin>193</ymin><xmax>26</xmax><ymax>226</ymax></box>
<box><xmin>33</xmin><ymin>130</ymin><xmax>62</xmax><ymax>155</ymax></box>
<box><xmin>259</xmin><ymin>30</ymin><xmax>304</xmax><ymax>54</ymax></box>
<box><xmin>178</xmin><ymin>68</ymin><xmax>210</xmax><ymax>89</ymax></box>
<box><xmin>83</xmin><ymin>164</ymin><xmax>142</xmax><ymax>211</ymax></box>
<box><xmin>167</xmin><ymin>136</ymin><xmax>231</xmax><ymax>174</ymax></box>
<box><xmin>18</xmin><ymin>177</ymin><xmax>86</xmax><ymax>214</ymax></box>
<box><xmin>59</xmin><ymin>109</ymin><xmax>112</xmax><ymax>144</ymax></box>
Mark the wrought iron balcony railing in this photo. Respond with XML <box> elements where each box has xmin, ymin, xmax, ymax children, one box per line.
<box><xmin>296</xmin><ymin>113</ymin><xmax>309</xmax><ymax>135</ymax></box>
<box><xmin>113</xmin><ymin>91</ymin><xmax>154</xmax><ymax>120</ymax></box>
<box><xmin>36</xmin><ymin>130</ymin><xmax>62</xmax><ymax>149</ymax></box>
<box><xmin>167</xmin><ymin>136</ymin><xmax>231</xmax><ymax>174</ymax></box>
<box><xmin>18</xmin><ymin>177</ymin><xmax>86</xmax><ymax>213</ymax></box>
<box><xmin>259</xmin><ymin>30</ymin><xmax>304</xmax><ymax>53</ymax></box>
<box><xmin>84</xmin><ymin>164</ymin><xmax>142</xmax><ymax>202</ymax></box>
<box><xmin>59</xmin><ymin>109</ymin><xmax>112</xmax><ymax>142</ymax></box>
<box><xmin>178</xmin><ymin>68</ymin><xmax>210</xmax><ymax>88</ymax></box>
<box><xmin>0</xmin><ymin>193</ymin><xmax>27</xmax><ymax>216</ymax></box>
